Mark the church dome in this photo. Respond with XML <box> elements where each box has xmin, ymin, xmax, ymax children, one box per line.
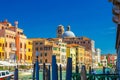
<box><xmin>62</xmin><ymin>31</ymin><xmax>75</xmax><ymax>38</ymax></box>
<box><xmin>62</xmin><ymin>25</ymin><xmax>75</xmax><ymax>38</ymax></box>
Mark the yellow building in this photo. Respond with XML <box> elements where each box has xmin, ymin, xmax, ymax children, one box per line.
<box><xmin>66</xmin><ymin>44</ymin><xmax>76</xmax><ymax>70</ymax></box>
<box><xmin>66</xmin><ymin>44</ymin><xmax>85</xmax><ymax>69</ymax></box>
<box><xmin>75</xmin><ymin>45</ymin><xmax>85</xmax><ymax>66</ymax></box>
<box><xmin>25</xmin><ymin>40</ymin><xmax>32</xmax><ymax>64</ymax></box>
<box><xmin>0</xmin><ymin>37</ymin><xmax>5</xmax><ymax>60</ymax></box>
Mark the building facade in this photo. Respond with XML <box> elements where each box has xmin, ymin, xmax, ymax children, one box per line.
<box><xmin>91</xmin><ymin>40</ymin><xmax>96</xmax><ymax>68</ymax></box>
<box><xmin>30</xmin><ymin>38</ymin><xmax>61</xmax><ymax>65</ymax></box>
<box><xmin>0</xmin><ymin>20</ymin><xmax>32</xmax><ymax>65</ymax></box>
<box><xmin>66</xmin><ymin>44</ymin><xmax>76</xmax><ymax>69</ymax></box>
<box><xmin>110</xmin><ymin>0</ymin><xmax>120</xmax><ymax>74</ymax></box>
<box><xmin>84</xmin><ymin>50</ymin><xmax>92</xmax><ymax>69</ymax></box>
<box><xmin>25</xmin><ymin>40</ymin><xmax>33</xmax><ymax>64</ymax></box>
<box><xmin>107</xmin><ymin>54</ymin><xmax>117</xmax><ymax>66</ymax></box>
<box><xmin>91</xmin><ymin>40</ymin><xmax>101</xmax><ymax>68</ymax></box>
<box><xmin>68</xmin><ymin>44</ymin><xmax>86</xmax><ymax>69</ymax></box>
<box><xmin>56</xmin><ymin>25</ymin><xmax>92</xmax><ymax>69</ymax></box>
<box><xmin>57</xmin><ymin>25</ymin><xmax>92</xmax><ymax>50</ymax></box>
<box><xmin>47</xmin><ymin>38</ymin><xmax>67</xmax><ymax>66</ymax></box>
<box><xmin>101</xmin><ymin>55</ymin><xmax>108</xmax><ymax>67</ymax></box>
<box><xmin>0</xmin><ymin>37</ymin><xmax>5</xmax><ymax>60</ymax></box>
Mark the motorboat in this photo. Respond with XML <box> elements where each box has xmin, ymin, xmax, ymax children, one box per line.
<box><xmin>0</xmin><ymin>70</ymin><xmax>14</xmax><ymax>80</ymax></box>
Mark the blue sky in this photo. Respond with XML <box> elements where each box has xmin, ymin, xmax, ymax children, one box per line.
<box><xmin>0</xmin><ymin>0</ymin><xmax>116</xmax><ymax>54</ymax></box>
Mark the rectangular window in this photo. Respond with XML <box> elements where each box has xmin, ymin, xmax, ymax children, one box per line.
<box><xmin>45</xmin><ymin>53</ymin><xmax>47</xmax><ymax>56</ymax></box>
<box><xmin>25</xmin><ymin>55</ymin><xmax>26</xmax><ymax>60</ymax></box>
<box><xmin>28</xmin><ymin>49</ymin><xmax>31</xmax><ymax>52</ymax></box>
<box><xmin>5</xmin><ymin>42</ymin><xmax>7</xmax><ymax>47</ymax></box>
<box><xmin>40</xmin><ymin>53</ymin><xmax>42</xmax><ymax>57</ymax></box>
<box><xmin>20</xmin><ymin>43</ymin><xmax>22</xmax><ymax>48</ymax></box>
<box><xmin>35</xmin><ymin>42</ymin><xmax>38</xmax><ymax>45</ymax></box>
<box><xmin>44</xmin><ymin>47</ymin><xmax>47</xmax><ymax>50</ymax></box>
<box><xmin>40</xmin><ymin>42</ymin><xmax>43</xmax><ymax>45</ymax></box>
<box><xmin>28</xmin><ymin>56</ymin><xmax>30</xmax><ymax>60</ymax></box>
<box><xmin>24</xmin><ymin>44</ymin><xmax>26</xmax><ymax>49</ymax></box>
<box><xmin>20</xmin><ymin>54</ymin><xmax>22</xmax><ymax>59</ymax></box>
<box><xmin>40</xmin><ymin>47</ymin><xmax>43</xmax><ymax>50</ymax></box>
<box><xmin>0</xmin><ymin>52</ymin><xmax>1</xmax><ymax>57</ymax></box>
<box><xmin>28</xmin><ymin>42</ymin><xmax>31</xmax><ymax>45</ymax></box>
<box><xmin>40</xmin><ymin>59</ymin><xmax>42</xmax><ymax>63</ymax></box>
<box><xmin>45</xmin><ymin>59</ymin><xmax>47</xmax><ymax>63</ymax></box>
<box><xmin>36</xmin><ymin>48</ymin><xmax>38</xmax><ymax>51</ymax></box>
<box><xmin>62</xmin><ymin>44</ymin><xmax>64</xmax><ymax>47</ymax></box>
<box><xmin>2</xmin><ymin>44</ymin><xmax>4</xmax><ymax>47</ymax></box>
<box><xmin>2</xmin><ymin>52</ymin><xmax>4</xmax><ymax>56</ymax></box>
<box><xmin>6</xmin><ymin>34</ymin><xmax>8</xmax><ymax>37</ymax></box>
<box><xmin>61</xmin><ymin>49</ymin><xmax>65</xmax><ymax>52</ymax></box>
<box><xmin>0</xmin><ymin>43</ymin><xmax>1</xmax><ymax>47</ymax></box>
<box><xmin>9</xmin><ymin>43</ymin><xmax>11</xmax><ymax>48</ymax></box>
<box><xmin>53</xmin><ymin>47</ymin><xmax>57</xmax><ymax>50</ymax></box>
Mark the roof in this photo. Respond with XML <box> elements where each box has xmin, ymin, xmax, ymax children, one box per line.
<box><xmin>62</xmin><ymin>31</ymin><xmax>75</xmax><ymax>38</ymax></box>
<box><xmin>66</xmin><ymin>44</ymin><xmax>84</xmax><ymax>48</ymax></box>
<box><xmin>28</xmin><ymin>38</ymin><xmax>46</xmax><ymax>41</ymax></box>
<box><xmin>47</xmin><ymin>38</ymin><xmax>62</xmax><ymax>41</ymax></box>
<box><xmin>81</xmin><ymin>36</ymin><xmax>90</xmax><ymax>40</ymax></box>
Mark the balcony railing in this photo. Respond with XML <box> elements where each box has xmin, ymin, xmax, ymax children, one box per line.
<box><xmin>11</xmin><ymin>47</ymin><xmax>16</xmax><ymax>51</ymax></box>
<box><xmin>72</xmin><ymin>73</ymin><xmax>120</xmax><ymax>80</ymax></box>
<box><xmin>112</xmin><ymin>15</ymin><xmax>119</xmax><ymax>23</ymax></box>
<box><xmin>116</xmin><ymin>0</ymin><xmax>120</xmax><ymax>3</ymax></box>
<box><xmin>112</xmin><ymin>6</ymin><xmax>120</xmax><ymax>15</ymax></box>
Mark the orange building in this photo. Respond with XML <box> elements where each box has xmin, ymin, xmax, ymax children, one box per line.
<box><xmin>84</xmin><ymin>50</ymin><xmax>92</xmax><ymax>69</ymax></box>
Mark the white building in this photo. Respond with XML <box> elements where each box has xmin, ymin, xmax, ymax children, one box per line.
<box><xmin>95</xmin><ymin>48</ymin><xmax>101</xmax><ymax>67</ymax></box>
<box><xmin>55</xmin><ymin>38</ymin><xmax>67</xmax><ymax>67</ymax></box>
<box><xmin>91</xmin><ymin>40</ymin><xmax>101</xmax><ymax>68</ymax></box>
<box><xmin>91</xmin><ymin>40</ymin><xmax>96</xmax><ymax>68</ymax></box>
<box><xmin>96</xmin><ymin>48</ymin><xmax>101</xmax><ymax>63</ymax></box>
<box><xmin>101</xmin><ymin>55</ymin><xmax>107</xmax><ymax>67</ymax></box>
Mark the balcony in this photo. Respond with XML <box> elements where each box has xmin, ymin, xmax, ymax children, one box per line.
<box><xmin>24</xmin><ymin>49</ymin><xmax>27</xmax><ymax>52</ymax></box>
<box><xmin>112</xmin><ymin>6</ymin><xmax>120</xmax><ymax>15</ymax></box>
<box><xmin>112</xmin><ymin>16</ymin><xmax>119</xmax><ymax>23</ymax></box>
<box><xmin>11</xmin><ymin>47</ymin><xmax>16</xmax><ymax>51</ymax></box>
<box><xmin>116</xmin><ymin>0</ymin><xmax>120</xmax><ymax>3</ymax></box>
<box><xmin>20</xmin><ymin>48</ymin><xmax>23</xmax><ymax>52</ymax></box>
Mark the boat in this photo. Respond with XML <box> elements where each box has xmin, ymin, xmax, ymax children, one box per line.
<box><xmin>0</xmin><ymin>70</ymin><xmax>14</xmax><ymax>80</ymax></box>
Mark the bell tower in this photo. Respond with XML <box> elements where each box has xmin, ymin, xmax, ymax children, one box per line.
<box><xmin>57</xmin><ymin>25</ymin><xmax>64</xmax><ymax>38</ymax></box>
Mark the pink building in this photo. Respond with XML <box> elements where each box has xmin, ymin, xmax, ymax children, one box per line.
<box><xmin>107</xmin><ymin>54</ymin><xmax>117</xmax><ymax>66</ymax></box>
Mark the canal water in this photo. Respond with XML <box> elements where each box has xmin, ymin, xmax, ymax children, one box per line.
<box><xmin>19</xmin><ymin>68</ymin><xmax>112</xmax><ymax>80</ymax></box>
